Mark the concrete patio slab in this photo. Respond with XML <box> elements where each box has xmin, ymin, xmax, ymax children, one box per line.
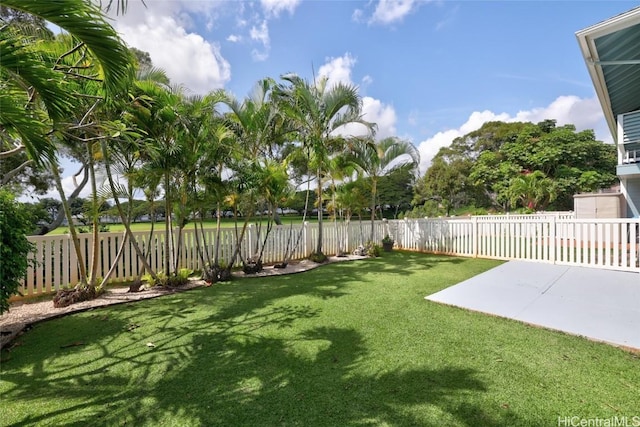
<box><xmin>425</xmin><ymin>261</ymin><xmax>640</xmax><ymax>350</ymax></box>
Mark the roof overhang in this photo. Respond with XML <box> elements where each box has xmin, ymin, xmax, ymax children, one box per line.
<box><xmin>576</xmin><ymin>7</ymin><xmax>640</xmax><ymax>143</ymax></box>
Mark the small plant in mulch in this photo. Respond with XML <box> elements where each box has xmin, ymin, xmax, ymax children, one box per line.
<box><xmin>204</xmin><ymin>262</ymin><xmax>233</xmax><ymax>283</ymax></box>
<box><xmin>53</xmin><ymin>286</ymin><xmax>102</xmax><ymax>308</ymax></box>
<box><xmin>141</xmin><ymin>268</ymin><xmax>193</xmax><ymax>288</ymax></box>
<box><xmin>242</xmin><ymin>258</ymin><xmax>263</xmax><ymax>274</ymax></box>
<box><xmin>364</xmin><ymin>241</ymin><xmax>381</xmax><ymax>258</ymax></box>
<box><xmin>127</xmin><ymin>280</ymin><xmax>144</xmax><ymax>293</ymax></box>
<box><xmin>308</xmin><ymin>252</ymin><xmax>328</xmax><ymax>264</ymax></box>
<box><xmin>203</xmin><ymin>264</ymin><xmax>219</xmax><ymax>283</ymax></box>
<box><xmin>164</xmin><ymin>268</ymin><xmax>192</xmax><ymax>288</ymax></box>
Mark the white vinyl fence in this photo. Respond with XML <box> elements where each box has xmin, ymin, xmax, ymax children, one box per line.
<box><xmin>19</xmin><ymin>214</ymin><xmax>640</xmax><ymax>299</ymax></box>
<box><xmin>387</xmin><ymin>216</ymin><xmax>640</xmax><ymax>272</ymax></box>
<box><xmin>21</xmin><ymin>220</ymin><xmax>376</xmax><ymax>299</ymax></box>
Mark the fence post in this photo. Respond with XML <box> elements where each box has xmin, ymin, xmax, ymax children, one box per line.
<box><xmin>549</xmin><ymin>216</ymin><xmax>556</xmax><ymax>264</ymax></box>
<box><xmin>404</xmin><ymin>217</ymin><xmax>410</xmax><ymax>250</ymax></box>
<box><xmin>303</xmin><ymin>221</ymin><xmax>312</xmax><ymax>256</ymax></box>
<box><xmin>472</xmin><ymin>217</ymin><xmax>478</xmax><ymax>258</ymax></box>
<box><xmin>382</xmin><ymin>218</ymin><xmax>389</xmax><ymax>240</ymax></box>
<box><xmin>67</xmin><ymin>233</ymin><xmax>79</xmax><ymax>286</ymax></box>
<box><xmin>247</xmin><ymin>224</ymin><xmax>255</xmax><ymax>259</ymax></box>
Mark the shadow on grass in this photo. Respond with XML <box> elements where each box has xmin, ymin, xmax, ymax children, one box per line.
<box><xmin>2</xmin><ymin>320</ymin><xmax>522</xmax><ymax>426</ymax></box>
<box><xmin>128</xmin><ymin>326</ymin><xmax>521</xmax><ymax>427</ymax></box>
<box><xmin>1</xmin><ymin>253</ymin><xmax>519</xmax><ymax>426</ymax></box>
<box><xmin>11</xmin><ymin>324</ymin><xmax>519</xmax><ymax>426</ymax></box>
<box><xmin>210</xmin><ymin>252</ymin><xmax>470</xmax><ymax>317</ymax></box>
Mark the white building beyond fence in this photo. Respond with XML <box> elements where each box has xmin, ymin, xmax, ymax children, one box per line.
<box><xmin>20</xmin><ymin>213</ymin><xmax>640</xmax><ymax>299</ymax></box>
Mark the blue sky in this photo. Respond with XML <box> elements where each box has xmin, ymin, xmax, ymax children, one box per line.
<box><xmin>50</xmin><ymin>0</ymin><xmax>640</xmax><ymax>199</ymax></box>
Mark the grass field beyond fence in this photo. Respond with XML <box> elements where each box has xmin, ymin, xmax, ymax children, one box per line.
<box><xmin>1</xmin><ymin>252</ymin><xmax>638</xmax><ymax>426</ymax></box>
<box><xmin>46</xmin><ymin>216</ymin><xmax>312</xmax><ymax>235</ymax></box>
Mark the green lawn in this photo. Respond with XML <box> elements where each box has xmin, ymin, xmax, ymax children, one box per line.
<box><xmin>1</xmin><ymin>252</ymin><xmax>638</xmax><ymax>426</ymax></box>
<box><xmin>46</xmin><ymin>216</ymin><xmax>313</xmax><ymax>235</ymax></box>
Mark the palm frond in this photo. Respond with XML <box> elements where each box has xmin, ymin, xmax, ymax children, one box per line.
<box><xmin>0</xmin><ymin>93</ymin><xmax>55</xmax><ymax>164</ymax></box>
<box><xmin>4</xmin><ymin>0</ymin><xmax>134</xmax><ymax>95</ymax></box>
<box><xmin>0</xmin><ymin>26</ymin><xmax>76</xmax><ymax>121</ymax></box>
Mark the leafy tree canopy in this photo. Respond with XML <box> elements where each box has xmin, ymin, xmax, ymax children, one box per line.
<box><xmin>414</xmin><ymin>119</ymin><xmax>617</xmax><ymax>214</ymax></box>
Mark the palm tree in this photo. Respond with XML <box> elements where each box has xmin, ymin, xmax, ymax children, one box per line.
<box><xmin>0</xmin><ymin>0</ymin><xmax>133</xmax><ymax>165</ymax></box>
<box><xmin>507</xmin><ymin>170</ymin><xmax>557</xmax><ymax>212</ymax></box>
<box><xmin>171</xmin><ymin>92</ymin><xmax>228</xmax><ymax>273</ymax></box>
<box><xmin>108</xmin><ymin>65</ymin><xmax>171</xmax><ymax>282</ymax></box>
<box><xmin>1</xmin><ymin>0</ymin><xmax>134</xmax><ymax>295</ymax></box>
<box><xmin>127</xmin><ymin>80</ymin><xmax>185</xmax><ymax>277</ymax></box>
<box><xmin>350</xmin><ymin>136</ymin><xmax>420</xmax><ymax>241</ymax></box>
<box><xmin>274</xmin><ymin>74</ymin><xmax>375</xmax><ymax>259</ymax></box>
<box><xmin>324</xmin><ymin>152</ymin><xmax>358</xmax><ymax>255</ymax></box>
<box><xmin>223</xmin><ymin>78</ymin><xmax>287</xmax><ymax>159</ymax></box>
<box><xmin>222</xmin><ymin>79</ymin><xmax>293</xmax><ymax>271</ymax></box>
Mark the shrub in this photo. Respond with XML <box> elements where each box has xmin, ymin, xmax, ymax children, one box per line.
<box><xmin>143</xmin><ymin>268</ymin><xmax>192</xmax><ymax>288</ymax></box>
<box><xmin>364</xmin><ymin>241</ymin><xmax>381</xmax><ymax>257</ymax></box>
<box><xmin>0</xmin><ymin>190</ymin><xmax>36</xmax><ymax>314</ymax></box>
<box><xmin>203</xmin><ymin>261</ymin><xmax>231</xmax><ymax>283</ymax></box>
<box><xmin>308</xmin><ymin>252</ymin><xmax>328</xmax><ymax>263</ymax></box>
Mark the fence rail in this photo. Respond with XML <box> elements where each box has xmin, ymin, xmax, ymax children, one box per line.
<box><xmin>18</xmin><ymin>213</ymin><xmax>639</xmax><ymax>299</ymax></box>
<box><xmin>388</xmin><ymin>216</ymin><xmax>639</xmax><ymax>272</ymax></box>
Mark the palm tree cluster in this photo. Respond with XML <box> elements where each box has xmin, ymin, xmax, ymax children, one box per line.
<box><xmin>0</xmin><ymin>0</ymin><xmax>420</xmax><ymax>298</ymax></box>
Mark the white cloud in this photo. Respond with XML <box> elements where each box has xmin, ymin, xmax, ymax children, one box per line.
<box><xmin>415</xmin><ymin>96</ymin><xmax>610</xmax><ymax>174</ymax></box>
<box><xmin>363</xmin><ymin>97</ymin><xmax>397</xmax><ymax>139</ymax></box>
<box><xmin>227</xmin><ymin>34</ymin><xmax>242</xmax><ymax>42</ymax></box>
<box><xmin>111</xmin><ymin>2</ymin><xmax>231</xmax><ymax>94</ymax></box>
<box><xmin>317</xmin><ymin>54</ymin><xmax>397</xmax><ymax>140</ymax></box>
<box><xmin>352</xmin><ymin>8</ymin><xmax>364</xmax><ymax>23</ymax></box>
<box><xmin>511</xmin><ymin>96</ymin><xmax>608</xmax><ymax>139</ymax></box>
<box><xmin>317</xmin><ymin>53</ymin><xmax>357</xmax><ymax>87</ymax></box>
<box><xmin>251</xmin><ymin>49</ymin><xmax>269</xmax><ymax>62</ymax></box>
<box><xmin>370</xmin><ymin>0</ymin><xmax>424</xmax><ymax>25</ymax></box>
<box><xmin>250</xmin><ymin>20</ymin><xmax>270</xmax><ymax>45</ymax></box>
<box><xmin>337</xmin><ymin>96</ymin><xmax>397</xmax><ymax>139</ymax></box>
<box><xmin>236</xmin><ymin>18</ymin><xmax>248</xmax><ymax>28</ymax></box>
<box><xmin>260</xmin><ymin>0</ymin><xmax>301</xmax><ymax>17</ymax></box>
<box><xmin>249</xmin><ymin>20</ymin><xmax>270</xmax><ymax>61</ymax></box>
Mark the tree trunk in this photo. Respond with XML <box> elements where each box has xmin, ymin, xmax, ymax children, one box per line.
<box><xmin>214</xmin><ymin>201</ymin><xmax>222</xmax><ymax>265</ymax></box>
<box><xmin>87</xmin><ymin>142</ymin><xmax>100</xmax><ymax>289</ymax></box>
<box><xmin>226</xmin><ymin>217</ymin><xmax>251</xmax><ymax>274</ymax></box>
<box><xmin>370</xmin><ymin>178</ymin><xmax>377</xmax><ymax>242</ymax></box>
<box><xmin>164</xmin><ymin>172</ymin><xmax>171</xmax><ymax>277</ymax></box>
<box><xmin>0</xmin><ymin>159</ymin><xmax>32</xmax><ymax>186</ymax></box>
<box><xmin>52</xmin><ymin>166</ymin><xmax>88</xmax><ymax>287</ymax></box>
<box><xmin>100</xmin><ymin>140</ymin><xmax>158</xmax><ymax>282</ymax></box>
<box><xmin>315</xmin><ymin>168</ymin><xmax>323</xmax><ymax>255</ymax></box>
<box><xmin>37</xmin><ymin>166</ymin><xmax>89</xmax><ymax>235</ymax></box>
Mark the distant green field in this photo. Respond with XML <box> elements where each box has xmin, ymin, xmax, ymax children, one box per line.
<box><xmin>46</xmin><ymin>216</ymin><xmax>314</xmax><ymax>235</ymax></box>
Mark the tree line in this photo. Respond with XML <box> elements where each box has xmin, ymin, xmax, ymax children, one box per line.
<box><xmin>0</xmin><ymin>1</ymin><xmax>616</xmax><ymax>311</ymax></box>
<box><xmin>411</xmin><ymin>120</ymin><xmax>617</xmax><ymax>217</ymax></box>
<box><xmin>0</xmin><ymin>0</ymin><xmax>421</xmax><ymax>308</ymax></box>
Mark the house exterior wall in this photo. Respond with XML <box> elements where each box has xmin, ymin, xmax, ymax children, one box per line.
<box><xmin>622</xmin><ymin>177</ymin><xmax>640</xmax><ymax>217</ymax></box>
<box><xmin>617</xmin><ymin>112</ymin><xmax>640</xmax><ymax>217</ymax></box>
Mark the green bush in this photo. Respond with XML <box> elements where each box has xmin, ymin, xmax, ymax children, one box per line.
<box><xmin>364</xmin><ymin>241</ymin><xmax>381</xmax><ymax>257</ymax></box>
<box><xmin>143</xmin><ymin>268</ymin><xmax>192</xmax><ymax>288</ymax></box>
<box><xmin>0</xmin><ymin>190</ymin><xmax>36</xmax><ymax>314</ymax></box>
<box><xmin>308</xmin><ymin>252</ymin><xmax>328</xmax><ymax>263</ymax></box>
